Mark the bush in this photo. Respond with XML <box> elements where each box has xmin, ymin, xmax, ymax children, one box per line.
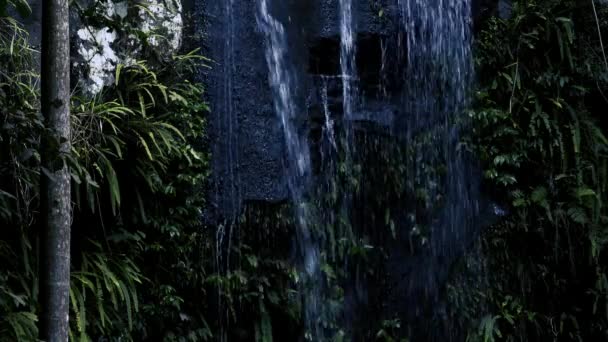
<box><xmin>450</xmin><ymin>0</ymin><xmax>608</xmax><ymax>340</ymax></box>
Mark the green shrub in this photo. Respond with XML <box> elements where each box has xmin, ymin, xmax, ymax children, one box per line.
<box><xmin>451</xmin><ymin>0</ymin><xmax>608</xmax><ymax>340</ymax></box>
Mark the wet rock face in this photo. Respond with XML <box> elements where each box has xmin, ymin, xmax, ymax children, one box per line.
<box><xmin>205</xmin><ymin>0</ymin><xmax>501</xmax><ymax>337</ymax></box>
<box><xmin>203</xmin><ymin>0</ymin><xmax>505</xmax><ymax>221</ymax></box>
<box><xmin>203</xmin><ymin>0</ymin><xmax>402</xmax><ymax>221</ymax></box>
<box><xmin>202</xmin><ymin>0</ymin><xmax>290</xmax><ymax>221</ymax></box>
<box><xmin>24</xmin><ymin>0</ymin><xmax>184</xmax><ymax>95</ymax></box>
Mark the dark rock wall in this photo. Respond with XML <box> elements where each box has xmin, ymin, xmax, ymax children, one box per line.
<box><xmin>201</xmin><ymin>0</ymin><xmax>288</xmax><ymax>222</ymax></box>
<box><xmin>201</xmin><ymin>0</ymin><xmax>508</xmax><ymax>222</ymax></box>
<box><xmin>203</xmin><ymin>0</ymin><xmax>403</xmax><ymax>221</ymax></box>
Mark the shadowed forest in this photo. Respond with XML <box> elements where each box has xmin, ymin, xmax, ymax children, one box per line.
<box><xmin>1</xmin><ymin>0</ymin><xmax>608</xmax><ymax>341</ymax></box>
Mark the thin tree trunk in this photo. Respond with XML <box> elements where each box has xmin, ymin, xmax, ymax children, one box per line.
<box><xmin>39</xmin><ymin>0</ymin><xmax>71</xmax><ymax>340</ymax></box>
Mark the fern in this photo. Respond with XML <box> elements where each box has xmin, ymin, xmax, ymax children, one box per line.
<box><xmin>0</xmin><ymin>312</ymin><xmax>38</xmax><ymax>342</ymax></box>
<box><xmin>460</xmin><ymin>0</ymin><xmax>608</xmax><ymax>340</ymax></box>
<box><xmin>69</xmin><ymin>245</ymin><xmax>144</xmax><ymax>339</ymax></box>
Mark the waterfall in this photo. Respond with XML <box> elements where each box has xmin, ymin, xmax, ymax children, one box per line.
<box><xmin>321</xmin><ymin>76</ymin><xmax>337</xmax><ymax>153</ymax></box>
<box><xmin>213</xmin><ymin>2</ymin><xmax>241</xmax><ymax>340</ymax></box>
<box><xmin>397</xmin><ymin>0</ymin><xmax>478</xmax><ymax>271</ymax></box>
<box><xmin>224</xmin><ymin>0</ymin><xmax>239</xmax><ymax>222</ymax></box>
<box><xmin>255</xmin><ymin>0</ymin><xmax>322</xmax><ymax>338</ymax></box>
<box><xmin>254</xmin><ymin>0</ymin><xmax>477</xmax><ymax>338</ymax></box>
<box><xmin>398</xmin><ymin>0</ymin><xmax>472</xmax><ymax>123</ymax></box>
<box><xmin>339</xmin><ymin>0</ymin><xmax>356</xmax><ymax>128</ymax></box>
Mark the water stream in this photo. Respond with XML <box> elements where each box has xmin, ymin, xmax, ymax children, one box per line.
<box><xmin>398</xmin><ymin>0</ymin><xmax>477</xmax><ymax>260</ymax></box>
<box><xmin>255</xmin><ymin>0</ymin><xmax>477</xmax><ymax>339</ymax></box>
<box><xmin>256</xmin><ymin>0</ymin><xmax>323</xmax><ymax>338</ymax></box>
<box><xmin>214</xmin><ymin>2</ymin><xmax>240</xmax><ymax>340</ymax></box>
<box><xmin>321</xmin><ymin>76</ymin><xmax>337</xmax><ymax>153</ymax></box>
<box><xmin>339</xmin><ymin>0</ymin><xmax>356</xmax><ymax>129</ymax></box>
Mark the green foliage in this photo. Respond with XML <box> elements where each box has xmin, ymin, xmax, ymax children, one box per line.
<box><xmin>70</xmin><ymin>52</ymin><xmax>208</xmax><ymax>217</ymax></box>
<box><xmin>452</xmin><ymin>0</ymin><xmax>608</xmax><ymax>340</ymax></box>
<box><xmin>0</xmin><ymin>0</ymin><xmax>31</xmax><ymax>18</ymax></box>
<box><xmin>209</xmin><ymin>205</ymin><xmax>302</xmax><ymax>341</ymax></box>
<box><xmin>69</xmin><ymin>53</ymin><xmax>210</xmax><ymax>340</ymax></box>
<box><xmin>0</xmin><ymin>16</ymin><xmax>41</xmax><ymax>342</ymax></box>
<box><xmin>69</xmin><ymin>247</ymin><xmax>143</xmax><ymax>341</ymax></box>
<box><xmin>0</xmin><ymin>8</ymin><xmax>214</xmax><ymax>341</ymax></box>
<box><xmin>4</xmin><ymin>0</ymin><xmax>606</xmax><ymax>340</ymax></box>
<box><xmin>375</xmin><ymin>319</ymin><xmax>408</xmax><ymax>342</ymax></box>
<box><xmin>0</xmin><ymin>16</ymin><xmax>41</xmax><ymax>226</ymax></box>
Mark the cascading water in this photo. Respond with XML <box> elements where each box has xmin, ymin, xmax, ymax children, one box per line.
<box><xmin>223</xmin><ymin>0</ymin><xmax>239</xmax><ymax>223</ymax></box>
<box><xmin>321</xmin><ymin>76</ymin><xmax>337</xmax><ymax>153</ymax></box>
<box><xmin>255</xmin><ymin>0</ymin><xmax>323</xmax><ymax>338</ymax></box>
<box><xmin>250</xmin><ymin>0</ymin><xmax>478</xmax><ymax>339</ymax></box>
<box><xmin>397</xmin><ymin>0</ymin><xmax>477</xmax><ymax>260</ymax></box>
<box><xmin>339</xmin><ymin>0</ymin><xmax>356</xmax><ymax>127</ymax></box>
<box><xmin>398</xmin><ymin>0</ymin><xmax>472</xmax><ymax>128</ymax></box>
<box><xmin>212</xmin><ymin>2</ymin><xmax>240</xmax><ymax>340</ymax></box>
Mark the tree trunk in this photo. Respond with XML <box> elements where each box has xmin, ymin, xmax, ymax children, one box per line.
<box><xmin>39</xmin><ymin>0</ymin><xmax>71</xmax><ymax>340</ymax></box>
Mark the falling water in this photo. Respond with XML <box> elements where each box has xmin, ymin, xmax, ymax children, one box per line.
<box><xmin>224</xmin><ymin>0</ymin><xmax>240</xmax><ymax>223</ymax></box>
<box><xmin>339</xmin><ymin>0</ymin><xmax>356</xmax><ymax>131</ymax></box>
<box><xmin>256</xmin><ymin>0</ymin><xmax>323</xmax><ymax>338</ymax></box>
<box><xmin>397</xmin><ymin>0</ymin><xmax>478</xmax><ymax>281</ymax></box>
<box><xmin>214</xmin><ymin>2</ymin><xmax>240</xmax><ymax>340</ymax></box>
<box><xmin>256</xmin><ymin>0</ymin><xmax>310</xmax><ymax>201</ymax></box>
<box><xmin>256</xmin><ymin>0</ymin><xmax>477</xmax><ymax>338</ymax></box>
<box><xmin>398</xmin><ymin>0</ymin><xmax>472</xmax><ymax>121</ymax></box>
<box><xmin>321</xmin><ymin>76</ymin><xmax>337</xmax><ymax>152</ymax></box>
<box><xmin>380</xmin><ymin>37</ymin><xmax>389</xmax><ymax>99</ymax></box>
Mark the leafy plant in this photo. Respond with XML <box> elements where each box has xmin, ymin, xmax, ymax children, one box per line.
<box><xmin>0</xmin><ymin>0</ymin><xmax>31</xmax><ymax>18</ymax></box>
<box><xmin>0</xmin><ymin>15</ymin><xmax>40</xmax><ymax>342</ymax></box>
<box><xmin>451</xmin><ymin>0</ymin><xmax>608</xmax><ymax>340</ymax></box>
<box><xmin>69</xmin><ymin>245</ymin><xmax>143</xmax><ymax>340</ymax></box>
<box><xmin>0</xmin><ymin>7</ymin><xmax>214</xmax><ymax>341</ymax></box>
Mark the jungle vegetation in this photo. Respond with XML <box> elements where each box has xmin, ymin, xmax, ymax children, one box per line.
<box><xmin>0</xmin><ymin>0</ymin><xmax>607</xmax><ymax>341</ymax></box>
